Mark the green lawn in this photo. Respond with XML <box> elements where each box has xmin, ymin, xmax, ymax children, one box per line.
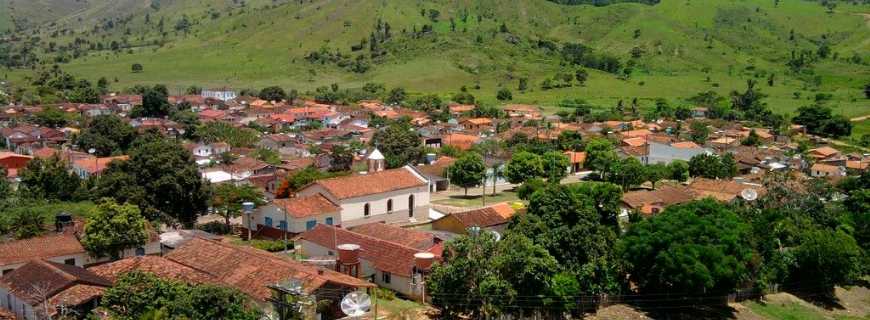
<box><xmin>432</xmin><ymin>190</ymin><xmax>521</xmax><ymax>208</ymax></box>
<box><xmin>851</xmin><ymin>120</ymin><xmax>870</xmax><ymax>139</ymax></box>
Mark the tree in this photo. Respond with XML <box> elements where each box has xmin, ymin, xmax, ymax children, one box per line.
<box><xmin>102</xmin><ymin>271</ymin><xmax>260</xmax><ymax>320</ymax></box>
<box><xmin>447</xmin><ymin>152</ymin><xmax>486</xmax><ymax>196</ymax></box>
<box><xmin>575</xmin><ymin>68</ymin><xmax>588</xmax><ymax>85</ymax></box>
<box><xmin>131</xmin><ymin>63</ymin><xmax>143</xmax><ymax>73</ymax></box>
<box><xmin>9</xmin><ymin>209</ymin><xmax>45</xmax><ymax>239</ymax></box>
<box><xmin>496</xmin><ymin>88</ymin><xmax>512</xmax><ymax>101</ymax></box>
<box><xmin>371</xmin><ymin>122</ymin><xmax>422</xmax><ymax>168</ymax></box>
<box><xmin>689</xmin><ymin>121</ymin><xmax>709</xmax><ymax>144</ymax></box>
<box><xmin>557</xmin><ymin>130</ymin><xmax>583</xmax><ymax>151</ymax></box>
<box><xmin>792</xmin><ymin>229</ymin><xmax>863</xmax><ymax>292</ymax></box>
<box><xmin>584</xmin><ymin>138</ymin><xmax>618</xmax><ymax>180</ymax></box>
<box><xmin>541</xmin><ymin>151</ymin><xmax>570</xmax><ymax>181</ymax></box>
<box><xmin>618</xmin><ymin>199</ymin><xmax>755</xmax><ymax>297</ymax></box>
<box><xmin>94</xmin><ymin>139</ymin><xmax>209</xmax><ymax>226</ymax></box>
<box><xmin>19</xmin><ymin>156</ymin><xmax>82</xmax><ymax>201</ymax></box>
<box><xmin>452</xmin><ymin>92</ymin><xmax>476</xmax><ymax>105</ymax></box>
<box><xmin>251</xmin><ymin>148</ymin><xmax>281</xmax><ymax>165</ymax></box>
<box><xmin>645</xmin><ymin>163</ymin><xmax>669</xmax><ymax>189</ymax></box>
<box><xmin>386</xmin><ymin>87</ymin><xmax>406</xmax><ymax>105</ymax></box>
<box><xmin>258</xmin><ymin>86</ymin><xmax>287</xmax><ymax>101</ymax></box>
<box><xmin>674</xmin><ymin>105</ymin><xmax>692</xmax><ymax>120</ymax></box>
<box><xmin>610</xmin><ymin>157</ymin><xmax>646</xmax><ymax>190</ymax></box>
<box><xmin>742</xmin><ymin>129</ymin><xmax>761</xmax><ymax>146</ymax></box>
<box><xmin>211</xmin><ymin>184</ymin><xmax>265</xmax><ymax>228</ymax></box>
<box><xmin>329</xmin><ymin>145</ymin><xmax>354</xmax><ymax>172</ymax></box>
<box><xmin>81</xmin><ymin>199</ymin><xmax>149</xmax><ymax>260</ymax></box>
<box><xmin>77</xmin><ymin>115</ymin><xmax>136</xmax><ymax>156</ymax></box>
<box><xmin>688</xmin><ymin>153</ymin><xmax>734</xmax><ymax>179</ymax></box>
<box><xmin>793</xmin><ymin>104</ymin><xmax>852</xmax><ymax>138</ymax></box>
<box><xmin>503</xmin><ymin>151</ymin><xmax>544</xmax><ymax>184</ymax></box>
<box><xmin>134</xmin><ymin>85</ymin><xmax>171</xmax><ymax>117</ymax></box>
<box><xmin>517</xmin><ymin>178</ymin><xmax>547</xmax><ymax>200</ymax></box>
<box><xmin>668</xmin><ymin>160</ymin><xmax>690</xmax><ymax>182</ymax></box>
<box><xmin>864</xmin><ymin>82</ymin><xmax>870</xmax><ymax>99</ymax></box>
<box><xmin>33</xmin><ymin>107</ymin><xmax>67</xmax><ymax>128</ymax></box>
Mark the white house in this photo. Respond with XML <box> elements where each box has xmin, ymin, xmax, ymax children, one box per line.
<box><xmin>201</xmin><ymin>89</ymin><xmax>237</xmax><ymax>102</ymax></box>
<box><xmin>0</xmin><ymin>260</ymin><xmax>111</xmax><ymax>320</ymax></box>
<box><xmin>244</xmin><ymin>194</ymin><xmax>341</xmax><ymax>236</ymax></box>
<box><xmin>187</xmin><ymin>142</ymin><xmax>230</xmax><ymax>158</ymax></box>
<box><xmin>298</xmin><ymin>223</ymin><xmax>438</xmax><ymax>298</ymax></box>
<box><xmin>295</xmin><ymin>152</ymin><xmax>430</xmax><ymax>227</ymax></box>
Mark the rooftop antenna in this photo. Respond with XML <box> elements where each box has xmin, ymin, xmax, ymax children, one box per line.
<box><xmin>340</xmin><ymin>291</ymin><xmax>371</xmax><ymax>318</ymax></box>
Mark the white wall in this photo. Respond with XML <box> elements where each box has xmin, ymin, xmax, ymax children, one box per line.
<box><xmin>299</xmin><ymin>185</ymin><xmax>430</xmax><ymax>227</ymax></box>
<box><xmin>249</xmin><ymin>204</ymin><xmax>338</xmax><ymax>233</ymax></box>
<box><xmin>298</xmin><ymin>240</ymin><xmax>420</xmax><ymax>297</ymax></box>
<box><xmin>1</xmin><ymin>287</ymin><xmax>38</xmax><ymax>320</ymax></box>
<box><xmin>0</xmin><ymin>253</ymin><xmax>86</xmax><ymax>275</ymax></box>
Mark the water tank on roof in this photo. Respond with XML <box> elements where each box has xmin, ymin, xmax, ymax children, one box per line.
<box><xmin>337</xmin><ymin>244</ymin><xmax>361</xmax><ymax>264</ymax></box>
<box><xmin>414</xmin><ymin>252</ymin><xmax>435</xmax><ymax>271</ymax></box>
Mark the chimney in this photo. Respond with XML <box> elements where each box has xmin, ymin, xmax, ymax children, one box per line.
<box><xmin>55</xmin><ymin>212</ymin><xmax>73</xmax><ymax>233</ymax></box>
<box><xmin>367</xmin><ymin>149</ymin><xmax>385</xmax><ymax>173</ymax></box>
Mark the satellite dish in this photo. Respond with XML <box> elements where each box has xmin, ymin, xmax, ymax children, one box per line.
<box><xmin>740</xmin><ymin>188</ymin><xmax>758</xmax><ymax>201</ymax></box>
<box><xmin>340</xmin><ymin>291</ymin><xmax>371</xmax><ymax>317</ymax></box>
<box><xmin>490</xmin><ymin>230</ymin><xmax>502</xmax><ymax>242</ymax></box>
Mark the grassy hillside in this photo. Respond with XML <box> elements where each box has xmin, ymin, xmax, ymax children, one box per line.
<box><xmin>4</xmin><ymin>0</ymin><xmax>870</xmax><ymax>117</ymax></box>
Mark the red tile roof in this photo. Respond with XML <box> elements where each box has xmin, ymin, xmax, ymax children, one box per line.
<box><xmin>0</xmin><ymin>233</ymin><xmax>86</xmax><ymax>266</ymax></box>
<box><xmin>89</xmin><ymin>255</ymin><xmax>214</xmax><ymax>284</ymax></box>
<box><xmin>349</xmin><ymin>222</ymin><xmax>436</xmax><ymax>251</ymax></box>
<box><xmin>164</xmin><ymin>238</ymin><xmax>373</xmax><ymax>301</ymax></box>
<box><xmin>688</xmin><ymin>178</ymin><xmax>767</xmax><ymax>202</ymax></box>
<box><xmin>300</xmin><ymin>225</ymin><xmax>430</xmax><ymax>277</ymax></box>
<box><xmin>273</xmin><ymin>194</ymin><xmax>341</xmax><ymax>218</ymax></box>
<box><xmin>72</xmin><ymin>156</ymin><xmax>129</xmax><ymax>174</ymax></box>
<box><xmin>622</xmin><ymin>185</ymin><xmax>696</xmax><ymax>215</ymax></box>
<box><xmin>308</xmin><ymin>167</ymin><xmax>426</xmax><ymax>200</ymax></box>
<box><xmin>564</xmin><ymin>151</ymin><xmax>586</xmax><ymax>164</ymax></box>
<box><xmin>442</xmin><ymin>133</ymin><xmax>480</xmax><ymax>151</ymax></box>
<box><xmin>0</xmin><ymin>260</ymin><xmax>110</xmax><ymax>306</ymax></box>
<box><xmin>446</xmin><ymin>202</ymin><xmax>516</xmax><ymax>228</ymax></box>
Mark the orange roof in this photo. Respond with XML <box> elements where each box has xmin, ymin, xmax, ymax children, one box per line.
<box><xmin>711</xmin><ymin>137</ymin><xmax>738</xmax><ymax>145</ymax></box>
<box><xmin>309</xmin><ymin>167</ymin><xmax>427</xmax><ymax>200</ymax></box>
<box><xmin>72</xmin><ymin>156</ymin><xmax>129</xmax><ymax>174</ymax></box>
<box><xmin>809</xmin><ymin>146</ymin><xmax>840</xmax><ymax>158</ymax></box>
<box><xmin>374</xmin><ymin>110</ymin><xmax>400</xmax><ymax>119</ymax></box>
<box><xmin>269</xmin><ymin>113</ymin><xmax>296</xmax><ymax>123</ymax></box>
<box><xmin>442</xmin><ymin>133</ymin><xmax>480</xmax><ymax>150</ymax></box>
<box><xmin>272</xmin><ymin>194</ymin><xmax>341</xmax><ymax>218</ymax></box>
<box><xmin>503</xmin><ymin>104</ymin><xmax>540</xmax><ymax>113</ymax></box>
<box><xmin>164</xmin><ymin>238</ymin><xmax>373</xmax><ymax>301</ymax></box>
<box><xmin>198</xmin><ymin>109</ymin><xmax>226</xmax><ymax>119</ymax></box>
<box><xmin>349</xmin><ymin>222</ymin><xmax>436</xmax><ymax>251</ymax></box>
<box><xmin>671</xmin><ymin>141</ymin><xmax>701</xmax><ymax>149</ymax></box>
<box><xmin>846</xmin><ymin>160</ymin><xmax>869</xmax><ymax>170</ymax></box>
<box><xmin>301</xmin><ymin>224</ymin><xmax>432</xmax><ymax>277</ymax></box>
<box><xmin>1</xmin><ymin>260</ymin><xmax>110</xmax><ymax>307</ymax></box>
<box><xmin>449</xmin><ymin>104</ymin><xmax>475</xmax><ymax>113</ymax></box>
<box><xmin>463</xmin><ymin>118</ymin><xmax>492</xmax><ymax>126</ymax></box>
<box><xmin>0</xmin><ymin>233</ymin><xmax>86</xmax><ymax>266</ymax></box>
<box><xmin>444</xmin><ymin>202</ymin><xmax>517</xmax><ymax>228</ymax></box>
<box><xmin>621</xmin><ymin>129</ymin><xmax>652</xmax><ymax>138</ymax></box>
<box><xmin>622</xmin><ymin>137</ymin><xmax>647</xmax><ymax>147</ymax></box>
<box><xmin>564</xmin><ymin>151</ymin><xmax>586</xmax><ymax>164</ymax></box>
<box><xmin>89</xmin><ymin>255</ymin><xmax>215</xmax><ymax>285</ymax></box>
<box><xmin>688</xmin><ymin>178</ymin><xmax>766</xmax><ymax>202</ymax></box>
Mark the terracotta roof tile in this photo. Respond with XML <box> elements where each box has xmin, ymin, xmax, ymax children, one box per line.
<box><xmin>442</xmin><ymin>133</ymin><xmax>480</xmax><ymax>150</ymax></box>
<box><xmin>309</xmin><ymin>167</ymin><xmax>426</xmax><ymax>200</ymax></box>
<box><xmin>88</xmin><ymin>255</ymin><xmax>214</xmax><ymax>284</ymax></box>
<box><xmin>349</xmin><ymin>223</ymin><xmax>436</xmax><ymax>251</ymax></box>
<box><xmin>0</xmin><ymin>260</ymin><xmax>110</xmax><ymax>306</ymax></box>
<box><xmin>164</xmin><ymin>238</ymin><xmax>372</xmax><ymax>301</ymax></box>
<box><xmin>0</xmin><ymin>233</ymin><xmax>86</xmax><ymax>266</ymax></box>
<box><xmin>447</xmin><ymin>203</ymin><xmax>516</xmax><ymax>228</ymax></box>
<box><xmin>300</xmin><ymin>225</ymin><xmax>430</xmax><ymax>277</ymax></box>
<box><xmin>622</xmin><ymin>185</ymin><xmax>697</xmax><ymax>215</ymax></box>
<box><xmin>273</xmin><ymin>194</ymin><xmax>341</xmax><ymax>219</ymax></box>
<box><xmin>72</xmin><ymin>156</ymin><xmax>128</xmax><ymax>174</ymax></box>
<box><xmin>564</xmin><ymin>151</ymin><xmax>586</xmax><ymax>164</ymax></box>
<box><xmin>688</xmin><ymin>178</ymin><xmax>766</xmax><ymax>202</ymax></box>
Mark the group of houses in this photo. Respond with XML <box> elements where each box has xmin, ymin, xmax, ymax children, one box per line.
<box><xmin>1</xmin><ymin>88</ymin><xmax>869</xmax><ymax>319</ymax></box>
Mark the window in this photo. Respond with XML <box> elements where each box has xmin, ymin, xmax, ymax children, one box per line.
<box><xmin>328</xmin><ymin>251</ymin><xmax>334</xmax><ymax>256</ymax></box>
<box><xmin>305</xmin><ymin>220</ymin><xmax>316</xmax><ymax>230</ymax></box>
<box><xmin>325</xmin><ymin>217</ymin><xmax>334</xmax><ymax>225</ymax></box>
<box><xmin>64</xmin><ymin>258</ymin><xmax>76</xmax><ymax>266</ymax></box>
<box><xmin>408</xmin><ymin>195</ymin><xmax>415</xmax><ymax>218</ymax></box>
<box><xmin>387</xmin><ymin>199</ymin><xmax>393</xmax><ymax>213</ymax></box>
<box><xmin>264</xmin><ymin>217</ymin><xmax>273</xmax><ymax>227</ymax></box>
<box><xmin>364</xmin><ymin>203</ymin><xmax>370</xmax><ymax>216</ymax></box>
<box><xmin>135</xmin><ymin>247</ymin><xmax>146</xmax><ymax>256</ymax></box>
<box><xmin>1</xmin><ymin>269</ymin><xmax>11</xmax><ymax>275</ymax></box>
<box><xmin>279</xmin><ymin>220</ymin><xmax>288</xmax><ymax>231</ymax></box>
<box><xmin>381</xmin><ymin>271</ymin><xmax>392</xmax><ymax>284</ymax></box>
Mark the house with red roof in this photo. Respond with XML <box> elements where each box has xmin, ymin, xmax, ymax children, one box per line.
<box><xmin>0</xmin><ymin>152</ymin><xmax>32</xmax><ymax>180</ymax></box>
<box><xmin>1</xmin><ymin>260</ymin><xmax>111</xmax><ymax>320</ymax></box>
<box><xmin>431</xmin><ymin>203</ymin><xmax>517</xmax><ymax>235</ymax></box>
<box><xmin>298</xmin><ymin>223</ymin><xmax>440</xmax><ymax>298</ymax></box>
<box><xmin>71</xmin><ymin>155</ymin><xmax>129</xmax><ymax>179</ymax></box>
<box><xmin>295</xmin><ymin>164</ymin><xmax>430</xmax><ymax>227</ymax></box>
<box><xmin>248</xmin><ymin>194</ymin><xmax>342</xmax><ymax>237</ymax></box>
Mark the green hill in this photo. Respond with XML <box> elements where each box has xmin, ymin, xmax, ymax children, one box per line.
<box><xmin>3</xmin><ymin>0</ymin><xmax>869</xmax><ymax>117</ymax></box>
